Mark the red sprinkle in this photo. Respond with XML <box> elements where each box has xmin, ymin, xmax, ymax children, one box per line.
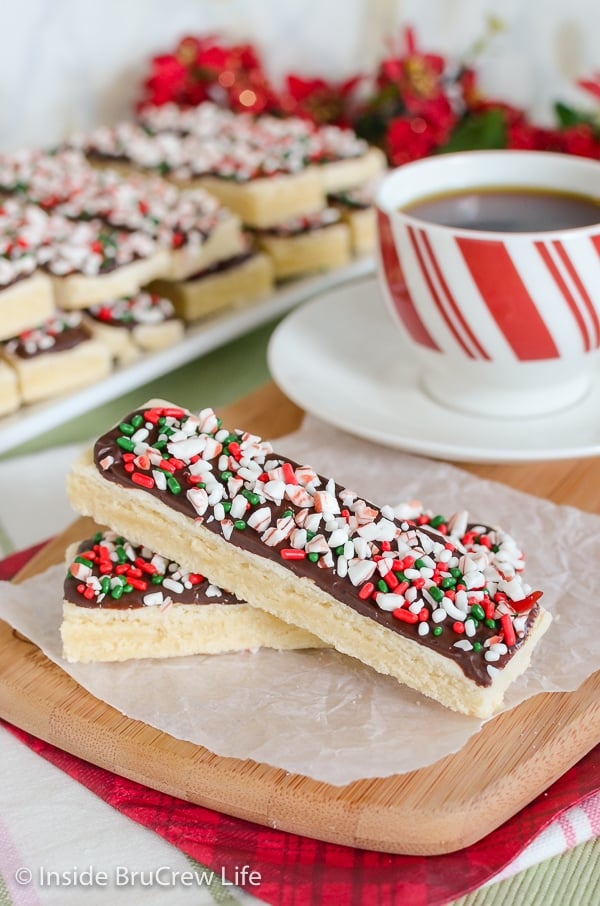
<box><xmin>412</xmin><ymin>577</ymin><xmax>426</xmax><ymax>589</ymax></box>
<box><xmin>163</xmin><ymin>407</ymin><xmax>185</xmax><ymax>418</ymax></box>
<box><xmin>418</xmin><ymin>608</ymin><xmax>429</xmax><ymax>622</ymax></box>
<box><xmin>395</xmin><ymin>580</ymin><xmax>410</xmax><ymax>595</ymax></box>
<box><xmin>501</xmin><ymin>613</ymin><xmax>516</xmax><ymax>647</ymax></box>
<box><xmin>115</xmin><ymin>564</ymin><xmax>130</xmax><ymax>575</ymax></box>
<box><xmin>124</xmin><ymin>463</ymin><xmax>134</xmax><ymax>473</ymax></box>
<box><xmin>76</xmin><ymin>583</ymin><xmax>85</xmax><ymax>594</ymax></box>
<box><xmin>159</xmin><ymin>458</ymin><xmax>176</xmax><ymax>472</ymax></box>
<box><xmin>452</xmin><ymin>621</ymin><xmax>465</xmax><ymax>634</ymax></box>
<box><xmin>384</xmin><ymin>570</ymin><xmax>399</xmax><ymax>589</ymax></box>
<box><xmin>188</xmin><ymin>573</ymin><xmax>204</xmax><ymax>585</ymax></box>
<box><xmin>280</xmin><ymin>548</ymin><xmax>306</xmax><ymax>560</ymax></box>
<box><xmin>127</xmin><ymin>577</ymin><xmax>148</xmax><ymax>591</ymax></box>
<box><xmin>358</xmin><ymin>582</ymin><xmax>374</xmax><ymax>600</ymax></box>
<box><xmin>132</xmin><ymin>472</ymin><xmax>155</xmax><ymax>488</ymax></box>
<box><xmin>380</xmin><ymin>541</ymin><xmax>391</xmax><ymax>552</ymax></box>
<box><xmin>393</xmin><ymin>608</ymin><xmax>419</xmax><ymax>623</ymax></box>
<box><xmin>83</xmin><ymin>587</ymin><xmax>95</xmax><ymax>600</ymax></box>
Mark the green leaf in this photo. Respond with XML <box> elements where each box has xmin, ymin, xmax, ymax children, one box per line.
<box><xmin>438</xmin><ymin>108</ymin><xmax>507</xmax><ymax>153</ymax></box>
<box><xmin>554</xmin><ymin>101</ymin><xmax>594</xmax><ymax>128</ymax></box>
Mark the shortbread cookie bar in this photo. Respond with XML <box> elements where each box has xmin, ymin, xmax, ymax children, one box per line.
<box><xmin>148</xmin><ymin>251</ymin><xmax>273</xmax><ymax>322</ymax></box>
<box><xmin>72</xmin><ymin>119</ymin><xmax>326</xmax><ymax>228</ymax></box>
<box><xmin>328</xmin><ymin>184</ymin><xmax>377</xmax><ymax>256</ymax></box>
<box><xmin>314</xmin><ymin>129</ymin><xmax>386</xmax><ymax>194</ymax></box>
<box><xmin>0</xmin><ymin>201</ymin><xmax>55</xmax><ymax>339</ymax></box>
<box><xmin>0</xmin><ymin>360</ymin><xmax>19</xmax><ymax>416</ymax></box>
<box><xmin>138</xmin><ymin>102</ymin><xmax>386</xmax><ymax>194</ymax></box>
<box><xmin>253</xmin><ymin>209</ymin><xmax>351</xmax><ymax>279</ymax></box>
<box><xmin>3</xmin><ymin>311</ymin><xmax>111</xmax><ymax>403</ymax></box>
<box><xmin>84</xmin><ymin>292</ymin><xmax>184</xmax><ymax>364</ymax></box>
<box><xmin>67</xmin><ymin>400</ymin><xmax>552</xmax><ymax>718</ymax></box>
<box><xmin>38</xmin><ymin>216</ymin><xmax>170</xmax><ymax>309</ymax></box>
<box><xmin>62</xmin><ymin>530</ymin><xmax>321</xmax><ymax>662</ymax></box>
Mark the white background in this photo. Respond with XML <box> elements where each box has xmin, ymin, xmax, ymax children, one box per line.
<box><xmin>1</xmin><ymin>0</ymin><xmax>598</xmax><ymax>151</ymax></box>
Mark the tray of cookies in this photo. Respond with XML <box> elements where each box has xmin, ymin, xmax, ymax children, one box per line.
<box><xmin>0</xmin><ymin>103</ymin><xmax>382</xmax><ymax>453</ymax></box>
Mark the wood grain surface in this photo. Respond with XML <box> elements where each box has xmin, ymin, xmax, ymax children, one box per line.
<box><xmin>1</xmin><ymin>382</ymin><xmax>599</xmax><ymax>855</ymax></box>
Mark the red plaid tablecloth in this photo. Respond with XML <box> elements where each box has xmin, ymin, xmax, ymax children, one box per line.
<box><xmin>2</xmin><ymin>543</ymin><xmax>599</xmax><ymax>906</ymax></box>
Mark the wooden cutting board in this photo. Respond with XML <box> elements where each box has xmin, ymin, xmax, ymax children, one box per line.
<box><xmin>1</xmin><ymin>383</ymin><xmax>599</xmax><ymax>856</ymax></box>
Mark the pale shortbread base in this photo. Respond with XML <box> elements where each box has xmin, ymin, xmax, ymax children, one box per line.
<box><xmin>148</xmin><ymin>253</ymin><xmax>274</xmax><ymax>322</ymax></box>
<box><xmin>61</xmin><ymin>599</ymin><xmax>322</xmax><ymax>663</ymax></box>
<box><xmin>256</xmin><ymin>223</ymin><xmax>351</xmax><ymax>280</ymax></box>
<box><xmin>168</xmin><ymin>215</ymin><xmax>246</xmax><ymax>281</ymax></box>
<box><xmin>83</xmin><ymin>315</ymin><xmax>185</xmax><ymax>365</ymax></box>
<box><xmin>174</xmin><ymin>170</ymin><xmax>325</xmax><ymax>229</ymax></box>
<box><xmin>4</xmin><ymin>338</ymin><xmax>112</xmax><ymax>403</ymax></box>
<box><xmin>52</xmin><ymin>250</ymin><xmax>171</xmax><ymax>309</ymax></box>
<box><xmin>317</xmin><ymin>148</ymin><xmax>386</xmax><ymax>194</ymax></box>
<box><xmin>0</xmin><ymin>272</ymin><xmax>56</xmax><ymax>341</ymax></box>
<box><xmin>336</xmin><ymin>205</ymin><xmax>376</xmax><ymax>256</ymax></box>
<box><xmin>67</xmin><ymin>402</ymin><xmax>552</xmax><ymax>718</ymax></box>
<box><xmin>0</xmin><ymin>360</ymin><xmax>20</xmax><ymax>416</ymax></box>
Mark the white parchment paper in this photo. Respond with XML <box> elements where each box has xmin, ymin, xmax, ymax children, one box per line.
<box><xmin>1</xmin><ymin>415</ymin><xmax>599</xmax><ymax>785</ymax></box>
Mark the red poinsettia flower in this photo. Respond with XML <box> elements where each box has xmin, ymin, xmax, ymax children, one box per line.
<box><xmin>576</xmin><ymin>72</ymin><xmax>600</xmax><ymax>102</ymax></box>
<box><xmin>559</xmin><ymin>124</ymin><xmax>600</xmax><ymax>159</ymax></box>
<box><xmin>280</xmin><ymin>74</ymin><xmax>362</xmax><ymax>125</ymax></box>
<box><xmin>386</xmin><ymin>115</ymin><xmax>440</xmax><ymax>164</ymax></box>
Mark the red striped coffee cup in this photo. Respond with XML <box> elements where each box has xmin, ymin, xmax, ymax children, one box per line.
<box><xmin>376</xmin><ymin>151</ymin><xmax>600</xmax><ymax>417</ymax></box>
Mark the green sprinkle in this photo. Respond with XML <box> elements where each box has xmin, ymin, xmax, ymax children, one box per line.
<box><xmin>473</xmin><ymin>641</ymin><xmax>483</xmax><ymax>652</ymax></box>
<box><xmin>116</xmin><ymin>546</ymin><xmax>127</xmax><ymax>563</ymax></box>
<box><xmin>131</xmin><ymin>414</ymin><xmax>143</xmax><ymax>428</ymax></box>
<box><xmin>224</xmin><ymin>433</ymin><xmax>238</xmax><ymax>444</ymax></box>
<box><xmin>167</xmin><ymin>476</ymin><xmax>181</xmax><ymax>494</ymax></box>
<box><xmin>221</xmin><ymin>470</ymin><xmax>233</xmax><ymax>481</ymax></box>
<box><xmin>450</xmin><ymin>568</ymin><xmax>463</xmax><ymax>579</ymax></box>
<box><xmin>433</xmin><ymin>626</ymin><xmax>443</xmax><ymax>637</ymax></box>
<box><xmin>492</xmin><ymin>544</ymin><xmax>500</xmax><ymax>553</ymax></box>
<box><xmin>151</xmin><ymin>575</ymin><xmax>163</xmax><ymax>585</ymax></box>
<box><xmin>111</xmin><ymin>585</ymin><xmax>123</xmax><ymax>600</ymax></box>
<box><xmin>116</xmin><ymin>436</ymin><xmax>135</xmax><ymax>452</ymax></box>
<box><xmin>306</xmin><ymin>530</ymin><xmax>316</xmax><ymax>541</ymax></box>
<box><xmin>282</xmin><ymin>509</ymin><xmax>293</xmax><ymax>518</ymax></box>
<box><xmin>414</xmin><ymin>558</ymin><xmax>426</xmax><ymax>569</ymax></box>
<box><xmin>222</xmin><ymin>501</ymin><xmax>232</xmax><ymax>513</ymax></box>
<box><xmin>430</xmin><ymin>515</ymin><xmax>446</xmax><ymax>529</ymax></box>
<box><xmin>394</xmin><ymin>571</ymin><xmax>407</xmax><ymax>582</ymax></box>
<box><xmin>158</xmin><ymin>416</ymin><xmax>166</xmax><ymax>425</ymax></box>
<box><xmin>335</xmin><ymin>546</ymin><xmax>345</xmax><ymax>556</ymax></box>
<box><xmin>123</xmin><ymin>583</ymin><xmax>133</xmax><ymax>593</ymax></box>
<box><xmin>100</xmin><ymin>577</ymin><xmax>111</xmax><ymax>595</ymax></box>
<box><xmin>75</xmin><ymin>556</ymin><xmax>93</xmax><ymax>568</ymax></box>
<box><xmin>242</xmin><ymin>490</ymin><xmax>261</xmax><ymax>506</ymax></box>
<box><xmin>234</xmin><ymin>520</ymin><xmax>246</xmax><ymax>530</ymax></box>
<box><xmin>471</xmin><ymin>603</ymin><xmax>486</xmax><ymax>621</ymax></box>
<box><xmin>154</xmin><ymin>440</ymin><xmax>167</xmax><ymax>451</ymax></box>
<box><xmin>308</xmin><ymin>552</ymin><xmax>319</xmax><ymax>562</ymax></box>
<box><xmin>119</xmin><ymin>422</ymin><xmax>134</xmax><ymax>436</ymax></box>
<box><xmin>485</xmin><ymin>618</ymin><xmax>497</xmax><ymax>629</ymax></box>
<box><xmin>377</xmin><ymin>579</ymin><xmax>389</xmax><ymax>593</ymax></box>
<box><xmin>429</xmin><ymin>586</ymin><xmax>444</xmax><ymax>603</ymax></box>
<box><xmin>93</xmin><ymin>531</ymin><xmax>103</xmax><ymax>543</ymax></box>
<box><xmin>440</xmin><ymin>577</ymin><xmax>456</xmax><ymax>589</ymax></box>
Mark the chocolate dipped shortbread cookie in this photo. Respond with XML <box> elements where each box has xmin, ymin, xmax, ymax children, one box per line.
<box><xmin>67</xmin><ymin>400</ymin><xmax>552</xmax><ymax>718</ymax></box>
<box><xmin>84</xmin><ymin>292</ymin><xmax>184</xmax><ymax>364</ymax></box>
<box><xmin>253</xmin><ymin>208</ymin><xmax>351</xmax><ymax>279</ymax></box>
<box><xmin>148</xmin><ymin>250</ymin><xmax>273</xmax><ymax>322</ymax></box>
<box><xmin>0</xmin><ymin>201</ymin><xmax>55</xmax><ymax>340</ymax></box>
<box><xmin>2</xmin><ymin>311</ymin><xmax>111</xmax><ymax>403</ymax></box>
<box><xmin>62</xmin><ymin>530</ymin><xmax>321</xmax><ymax>662</ymax></box>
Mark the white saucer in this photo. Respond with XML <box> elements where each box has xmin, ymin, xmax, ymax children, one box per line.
<box><xmin>267</xmin><ymin>277</ymin><xmax>600</xmax><ymax>463</ymax></box>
